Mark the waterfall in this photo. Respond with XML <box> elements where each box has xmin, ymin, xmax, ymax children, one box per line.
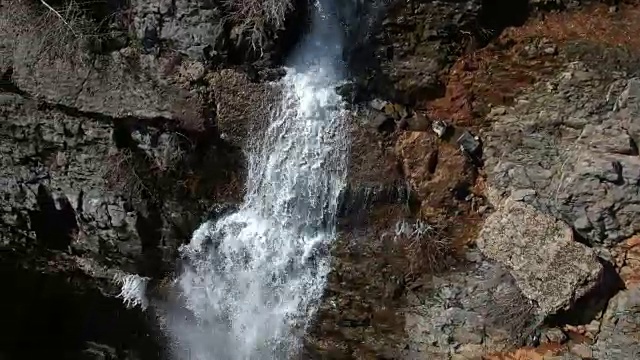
<box><xmin>166</xmin><ymin>1</ymin><xmax>349</xmax><ymax>359</ymax></box>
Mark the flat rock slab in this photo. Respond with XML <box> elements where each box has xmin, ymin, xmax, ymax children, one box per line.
<box><xmin>477</xmin><ymin>196</ymin><xmax>603</xmax><ymax>316</ymax></box>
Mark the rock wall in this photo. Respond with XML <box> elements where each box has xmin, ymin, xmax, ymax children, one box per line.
<box><xmin>3</xmin><ymin>0</ymin><xmax>640</xmax><ymax>359</ymax></box>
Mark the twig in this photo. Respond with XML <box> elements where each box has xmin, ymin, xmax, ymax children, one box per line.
<box><xmin>39</xmin><ymin>0</ymin><xmax>78</xmax><ymax>37</ymax></box>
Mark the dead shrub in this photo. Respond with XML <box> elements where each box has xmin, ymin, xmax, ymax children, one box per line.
<box><xmin>223</xmin><ymin>0</ymin><xmax>294</xmax><ymax>55</ymax></box>
<box><xmin>6</xmin><ymin>0</ymin><xmax>124</xmax><ymax>64</ymax></box>
<box><xmin>147</xmin><ymin>134</ymin><xmax>186</xmax><ymax>174</ymax></box>
<box><xmin>104</xmin><ymin>148</ymin><xmax>148</xmax><ymax>202</ymax></box>
<box><xmin>483</xmin><ymin>266</ymin><xmax>539</xmax><ymax>346</ymax></box>
<box><xmin>387</xmin><ymin>219</ymin><xmax>454</xmax><ymax>279</ymax></box>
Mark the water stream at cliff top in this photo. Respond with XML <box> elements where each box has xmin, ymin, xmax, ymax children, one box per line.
<box><xmin>167</xmin><ymin>1</ymin><xmax>349</xmax><ymax>359</ymax></box>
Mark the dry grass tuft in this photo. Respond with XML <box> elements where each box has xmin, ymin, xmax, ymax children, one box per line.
<box><xmin>4</xmin><ymin>0</ymin><xmax>124</xmax><ymax>64</ymax></box>
<box><xmin>224</xmin><ymin>0</ymin><xmax>294</xmax><ymax>55</ymax></box>
<box><xmin>104</xmin><ymin>148</ymin><xmax>148</xmax><ymax>201</ymax></box>
<box><xmin>483</xmin><ymin>266</ymin><xmax>539</xmax><ymax>346</ymax></box>
<box><xmin>387</xmin><ymin>219</ymin><xmax>454</xmax><ymax>279</ymax></box>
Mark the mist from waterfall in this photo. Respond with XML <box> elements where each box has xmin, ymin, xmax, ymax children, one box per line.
<box><xmin>165</xmin><ymin>1</ymin><xmax>350</xmax><ymax>359</ymax></box>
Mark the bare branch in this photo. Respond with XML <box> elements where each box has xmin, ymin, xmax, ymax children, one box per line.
<box><xmin>39</xmin><ymin>0</ymin><xmax>78</xmax><ymax>36</ymax></box>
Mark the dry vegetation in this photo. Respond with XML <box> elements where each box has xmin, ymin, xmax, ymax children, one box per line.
<box><xmin>4</xmin><ymin>0</ymin><xmax>123</xmax><ymax>64</ymax></box>
<box><xmin>483</xmin><ymin>266</ymin><xmax>539</xmax><ymax>346</ymax></box>
<box><xmin>224</xmin><ymin>0</ymin><xmax>294</xmax><ymax>54</ymax></box>
<box><xmin>388</xmin><ymin>219</ymin><xmax>454</xmax><ymax>279</ymax></box>
<box><xmin>104</xmin><ymin>148</ymin><xmax>149</xmax><ymax>203</ymax></box>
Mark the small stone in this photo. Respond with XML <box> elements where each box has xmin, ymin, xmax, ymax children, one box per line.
<box><xmin>477</xmin><ymin>205</ymin><xmax>489</xmax><ymax>214</ymax></box>
<box><xmin>510</xmin><ymin>188</ymin><xmax>536</xmax><ymax>201</ymax></box>
<box><xmin>456</xmin><ymin>131</ymin><xmax>481</xmax><ymax>156</ymax></box>
<box><xmin>432</xmin><ymin>120</ymin><xmax>450</xmax><ymax>138</ymax></box>
<box><xmin>452</xmin><ymin>344</ymin><xmax>484</xmax><ymax>359</ymax></box>
<box><xmin>569</xmin><ymin>343</ymin><xmax>593</xmax><ymax>358</ymax></box>
<box><xmin>55</xmin><ymin>151</ymin><xmax>68</xmax><ymax>167</ymax></box>
<box><xmin>488</xmin><ymin>106</ymin><xmax>507</xmax><ymax>117</ymax></box>
<box><xmin>543</xmin><ymin>44</ymin><xmax>558</xmax><ymax>55</ymax></box>
<box><xmin>541</xmin><ymin>327</ymin><xmax>567</xmax><ymax>344</ymax></box>
<box><xmin>369</xmin><ymin>98</ymin><xmax>388</xmax><ymax>111</ymax></box>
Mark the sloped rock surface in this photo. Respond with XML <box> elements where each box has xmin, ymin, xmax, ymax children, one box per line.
<box><xmin>403</xmin><ymin>254</ymin><xmax>554</xmax><ymax>359</ymax></box>
<box><xmin>483</xmin><ymin>64</ymin><xmax>640</xmax><ymax>245</ymax></box>
<box><xmin>205</xmin><ymin>68</ymin><xmax>279</xmax><ymax>147</ymax></box>
<box><xmin>478</xmin><ymin>196</ymin><xmax>603</xmax><ymax>316</ymax></box>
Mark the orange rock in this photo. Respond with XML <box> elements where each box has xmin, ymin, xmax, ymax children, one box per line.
<box><xmin>483</xmin><ymin>343</ymin><xmax>565</xmax><ymax>360</ymax></box>
<box><xmin>613</xmin><ymin>235</ymin><xmax>640</xmax><ymax>287</ymax></box>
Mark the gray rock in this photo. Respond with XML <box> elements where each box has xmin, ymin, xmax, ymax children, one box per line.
<box><xmin>540</xmin><ymin>327</ymin><xmax>567</xmax><ymax>344</ymax></box>
<box><xmin>592</xmin><ymin>287</ymin><xmax>640</xmax><ymax>360</ymax></box>
<box><xmin>130</xmin><ymin>0</ymin><xmax>227</xmax><ymax>61</ymax></box>
<box><xmin>510</xmin><ymin>188</ymin><xmax>537</xmax><ymax>201</ymax></box>
<box><xmin>1</xmin><ymin>1</ymin><xmax>211</xmax><ymax>123</ymax></box>
<box><xmin>404</xmin><ymin>258</ymin><xmax>537</xmax><ymax>358</ymax></box>
<box><xmin>0</xmin><ymin>95</ymin><xmax>142</xmax><ymax>266</ymax></box>
<box><xmin>456</xmin><ymin>131</ymin><xmax>481</xmax><ymax>156</ymax></box>
<box><xmin>483</xmin><ymin>65</ymin><xmax>640</xmax><ymax>245</ymax></box>
<box><xmin>477</xmin><ymin>197</ymin><xmax>603</xmax><ymax>316</ymax></box>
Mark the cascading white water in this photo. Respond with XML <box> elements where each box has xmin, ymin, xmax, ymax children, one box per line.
<box><xmin>167</xmin><ymin>1</ymin><xmax>349</xmax><ymax>359</ymax></box>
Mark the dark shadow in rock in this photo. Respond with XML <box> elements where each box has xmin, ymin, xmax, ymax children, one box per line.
<box><xmin>28</xmin><ymin>184</ymin><xmax>78</xmax><ymax>250</ymax></box>
<box><xmin>0</xmin><ymin>67</ymin><xmax>30</xmax><ymax>97</ymax></box>
<box><xmin>135</xmin><ymin>203</ymin><xmax>165</xmax><ymax>278</ymax></box>
<box><xmin>337</xmin><ymin>182</ymin><xmax>418</xmax><ymax>223</ymax></box>
<box><xmin>571</xmin><ymin>228</ymin><xmax>593</xmax><ymax>248</ymax></box>
<box><xmin>628</xmin><ymin>136</ymin><xmax>639</xmax><ymax>156</ymax></box>
<box><xmin>0</xmin><ymin>260</ymin><xmax>167</xmax><ymax>360</ymax></box>
<box><xmin>477</xmin><ymin>0</ymin><xmax>530</xmax><ymax>47</ymax></box>
<box><xmin>340</xmin><ymin>1</ymin><xmax>401</xmax><ymax>104</ymax></box>
<box><xmin>451</xmin><ymin>181</ymin><xmax>473</xmax><ymax>201</ymax></box>
<box><xmin>546</xmin><ymin>258</ymin><xmax>625</xmax><ymax>327</ymax></box>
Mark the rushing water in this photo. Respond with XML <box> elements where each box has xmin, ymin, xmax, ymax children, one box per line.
<box><xmin>167</xmin><ymin>1</ymin><xmax>349</xmax><ymax>359</ymax></box>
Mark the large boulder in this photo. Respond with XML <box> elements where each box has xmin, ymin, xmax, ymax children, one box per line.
<box><xmin>477</xmin><ymin>195</ymin><xmax>603</xmax><ymax>316</ymax></box>
<box><xmin>404</xmin><ymin>254</ymin><xmax>546</xmax><ymax>359</ymax></box>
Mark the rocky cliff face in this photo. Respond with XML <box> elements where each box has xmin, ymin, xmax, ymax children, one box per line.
<box><xmin>2</xmin><ymin>0</ymin><xmax>640</xmax><ymax>359</ymax></box>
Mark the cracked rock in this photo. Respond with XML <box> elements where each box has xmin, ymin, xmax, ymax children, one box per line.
<box><xmin>592</xmin><ymin>286</ymin><xmax>640</xmax><ymax>359</ymax></box>
<box><xmin>477</xmin><ymin>196</ymin><xmax>603</xmax><ymax>316</ymax></box>
<box><xmin>483</xmin><ymin>66</ymin><xmax>640</xmax><ymax>245</ymax></box>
